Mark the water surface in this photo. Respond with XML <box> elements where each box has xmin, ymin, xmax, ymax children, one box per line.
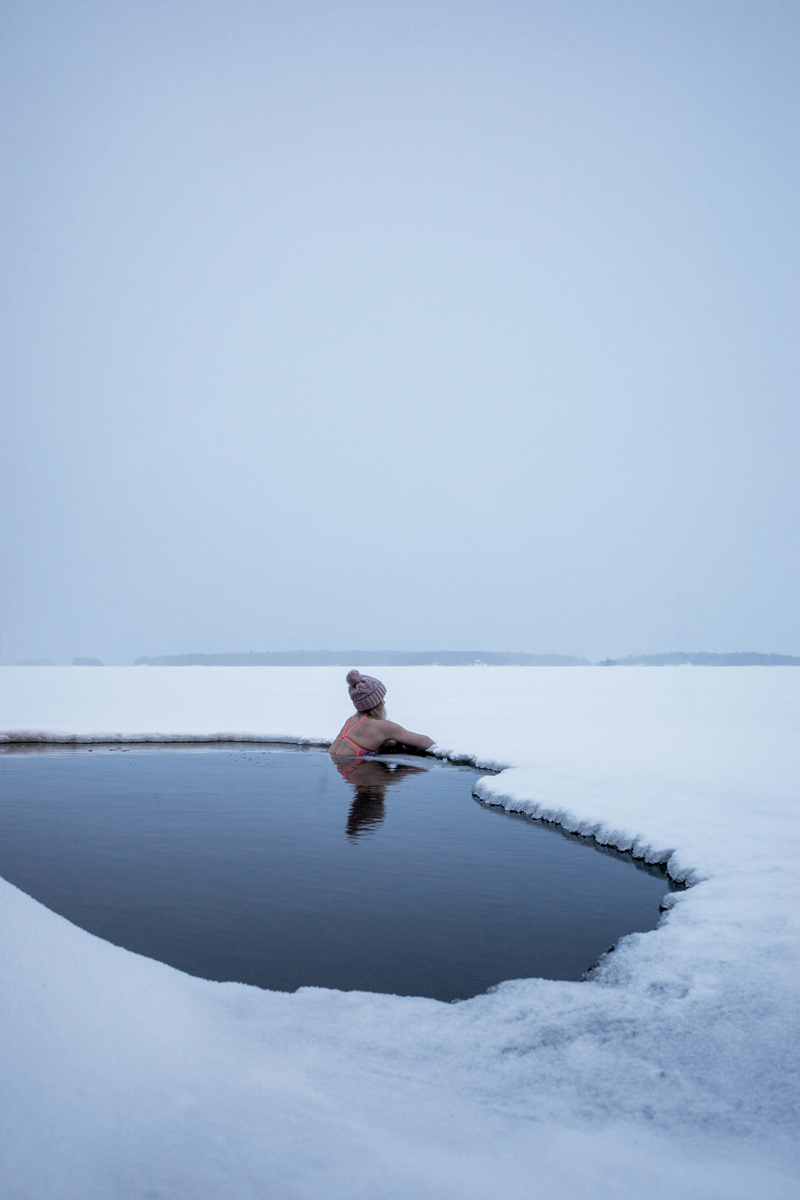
<box><xmin>0</xmin><ymin>744</ymin><xmax>673</xmax><ymax>1000</ymax></box>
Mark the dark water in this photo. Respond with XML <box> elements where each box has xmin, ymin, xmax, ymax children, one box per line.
<box><xmin>0</xmin><ymin>745</ymin><xmax>674</xmax><ymax>1001</ymax></box>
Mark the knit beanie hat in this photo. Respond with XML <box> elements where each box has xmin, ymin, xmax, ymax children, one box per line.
<box><xmin>346</xmin><ymin>669</ymin><xmax>386</xmax><ymax>712</ymax></box>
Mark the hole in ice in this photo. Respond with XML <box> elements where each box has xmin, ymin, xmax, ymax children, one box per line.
<box><xmin>0</xmin><ymin>744</ymin><xmax>677</xmax><ymax>1002</ymax></box>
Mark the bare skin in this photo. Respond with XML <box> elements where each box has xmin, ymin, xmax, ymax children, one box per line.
<box><xmin>329</xmin><ymin>706</ymin><xmax>434</xmax><ymax>757</ymax></box>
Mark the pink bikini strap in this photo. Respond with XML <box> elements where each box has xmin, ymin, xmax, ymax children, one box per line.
<box><xmin>338</xmin><ymin>715</ymin><xmax>368</xmax><ymax>751</ymax></box>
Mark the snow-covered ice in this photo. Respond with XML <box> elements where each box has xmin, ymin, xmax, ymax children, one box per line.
<box><xmin>0</xmin><ymin>665</ymin><xmax>798</xmax><ymax>1199</ymax></box>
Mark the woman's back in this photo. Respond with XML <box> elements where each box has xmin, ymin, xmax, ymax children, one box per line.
<box><xmin>329</xmin><ymin>670</ymin><xmax>434</xmax><ymax>758</ymax></box>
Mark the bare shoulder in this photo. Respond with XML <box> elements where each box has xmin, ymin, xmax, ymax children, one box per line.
<box><xmin>372</xmin><ymin>719</ymin><xmax>410</xmax><ymax>737</ymax></box>
<box><xmin>375</xmin><ymin>719</ymin><xmax>434</xmax><ymax>750</ymax></box>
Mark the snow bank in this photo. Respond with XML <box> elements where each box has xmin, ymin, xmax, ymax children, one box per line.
<box><xmin>0</xmin><ymin>665</ymin><xmax>798</xmax><ymax>1198</ymax></box>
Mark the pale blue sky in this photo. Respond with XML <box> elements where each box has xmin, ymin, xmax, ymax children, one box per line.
<box><xmin>1</xmin><ymin>1</ymin><xmax>798</xmax><ymax>663</ymax></box>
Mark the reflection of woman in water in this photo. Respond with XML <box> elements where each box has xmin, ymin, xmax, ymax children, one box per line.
<box><xmin>330</xmin><ymin>670</ymin><xmax>434</xmax><ymax>838</ymax></box>
<box><xmin>343</xmin><ymin>757</ymin><xmax>428</xmax><ymax>839</ymax></box>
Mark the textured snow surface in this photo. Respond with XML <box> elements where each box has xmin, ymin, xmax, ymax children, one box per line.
<box><xmin>1</xmin><ymin>665</ymin><xmax>798</xmax><ymax>1199</ymax></box>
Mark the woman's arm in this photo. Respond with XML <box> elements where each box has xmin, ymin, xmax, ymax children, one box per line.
<box><xmin>374</xmin><ymin>720</ymin><xmax>434</xmax><ymax>751</ymax></box>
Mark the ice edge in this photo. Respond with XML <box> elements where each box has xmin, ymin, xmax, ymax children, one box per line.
<box><xmin>0</xmin><ymin>731</ymin><xmax>695</xmax><ymax>885</ymax></box>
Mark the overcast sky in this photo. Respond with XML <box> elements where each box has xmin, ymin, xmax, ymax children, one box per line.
<box><xmin>1</xmin><ymin>0</ymin><xmax>798</xmax><ymax>664</ymax></box>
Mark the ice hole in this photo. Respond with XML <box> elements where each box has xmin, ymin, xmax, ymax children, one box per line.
<box><xmin>0</xmin><ymin>744</ymin><xmax>677</xmax><ymax>1001</ymax></box>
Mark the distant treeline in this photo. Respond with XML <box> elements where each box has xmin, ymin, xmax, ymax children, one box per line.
<box><xmin>134</xmin><ymin>651</ymin><xmax>589</xmax><ymax>667</ymax></box>
<box><xmin>131</xmin><ymin>649</ymin><xmax>800</xmax><ymax>667</ymax></box>
<box><xmin>598</xmin><ymin>652</ymin><xmax>800</xmax><ymax>667</ymax></box>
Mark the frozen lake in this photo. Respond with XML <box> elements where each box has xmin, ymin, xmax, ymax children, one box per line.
<box><xmin>0</xmin><ymin>743</ymin><xmax>672</xmax><ymax>1000</ymax></box>
<box><xmin>1</xmin><ymin>666</ymin><xmax>798</xmax><ymax>1198</ymax></box>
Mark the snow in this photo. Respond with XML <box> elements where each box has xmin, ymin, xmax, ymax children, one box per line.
<box><xmin>0</xmin><ymin>664</ymin><xmax>798</xmax><ymax>1199</ymax></box>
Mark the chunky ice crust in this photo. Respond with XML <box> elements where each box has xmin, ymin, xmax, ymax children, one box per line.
<box><xmin>1</xmin><ymin>665</ymin><xmax>799</xmax><ymax>1199</ymax></box>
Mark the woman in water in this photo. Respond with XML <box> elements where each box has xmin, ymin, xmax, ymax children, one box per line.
<box><xmin>329</xmin><ymin>670</ymin><xmax>434</xmax><ymax>759</ymax></box>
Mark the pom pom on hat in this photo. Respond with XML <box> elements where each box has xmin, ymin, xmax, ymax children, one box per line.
<box><xmin>346</xmin><ymin>669</ymin><xmax>386</xmax><ymax>711</ymax></box>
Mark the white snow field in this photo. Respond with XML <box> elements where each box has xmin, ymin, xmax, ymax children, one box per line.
<box><xmin>0</xmin><ymin>664</ymin><xmax>798</xmax><ymax>1200</ymax></box>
